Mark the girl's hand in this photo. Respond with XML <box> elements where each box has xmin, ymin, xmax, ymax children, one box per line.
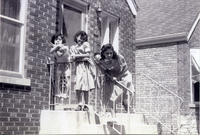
<box><xmin>82</xmin><ymin>57</ymin><xmax>89</xmax><ymax>61</ymax></box>
<box><xmin>56</xmin><ymin>50</ymin><xmax>64</xmax><ymax>57</ymax></box>
<box><xmin>113</xmin><ymin>77</ymin><xmax>117</xmax><ymax>81</ymax></box>
<box><xmin>70</xmin><ymin>47</ymin><xmax>78</xmax><ymax>54</ymax></box>
<box><xmin>70</xmin><ymin>55</ymin><xmax>76</xmax><ymax>61</ymax></box>
<box><xmin>50</xmin><ymin>43</ymin><xmax>55</xmax><ymax>48</ymax></box>
<box><xmin>57</xmin><ymin>43</ymin><xmax>64</xmax><ymax>48</ymax></box>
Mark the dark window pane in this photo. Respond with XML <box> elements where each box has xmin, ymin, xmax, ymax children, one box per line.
<box><xmin>63</xmin><ymin>5</ymin><xmax>82</xmax><ymax>45</ymax></box>
<box><xmin>0</xmin><ymin>0</ymin><xmax>21</xmax><ymax>20</ymax></box>
<box><xmin>194</xmin><ymin>82</ymin><xmax>199</xmax><ymax>102</ymax></box>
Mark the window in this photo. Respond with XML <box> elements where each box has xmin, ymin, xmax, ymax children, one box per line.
<box><xmin>190</xmin><ymin>49</ymin><xmax>200</xmax><ymax>103</ymax></box>
<box><xmin>61</xmin><ymin>0</ymin><xmax>88</xmax><ymax>45</ymax></box>
<box><xmin>101</xmin><ymin>12</ymin><xmax>119</xmax><ymax>53</ymax></box>
<box><xmin>0</xmin><ymin>0</ymin><xmax>27</xmax><ymax>75</ymax></box>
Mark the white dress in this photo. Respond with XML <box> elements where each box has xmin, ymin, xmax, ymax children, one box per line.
<box><xmin>70</xmin><ymin>42</ymin><xmax>95</xmax><ymax>91</ymax></box>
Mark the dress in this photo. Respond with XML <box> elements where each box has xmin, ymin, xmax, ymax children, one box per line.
<box><xmin>70</xmin><ymin>42</ymin><xmax>95</xmax><ymax>91</ymax></box>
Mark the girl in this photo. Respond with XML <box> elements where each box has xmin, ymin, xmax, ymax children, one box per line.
<box><xmin>50</xmin><ymin>33</ymin><xmax>70</xmax><ymax>104</ymax></box>
<box><xmin>70</xmin><ymin>31</ymin><xmax>95</xmax><ymax>110</ymax></box>
<box><xmin>97</xmin><ymin>43</ymin><xmax>134</xmax><ymax>112</ymax></box>
<box><xmin>50</xmin><ymin>33</ymin><xmax>69</xmax><ymax>62</ymax></box>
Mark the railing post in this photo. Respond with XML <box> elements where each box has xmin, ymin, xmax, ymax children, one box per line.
<box><xmin>69</xmin><ymin>62</ymin><xmax>72</xmax><ymax>105</ymax></box>
<box><xmin>128</xmin><ymin>91</ymin><xmax>130</xmax><ymax>114</ymax></box>
<box><xmin>48</xmin><ymin>62</ymin><xmax>52</xmax><ymax>110</ymax></box>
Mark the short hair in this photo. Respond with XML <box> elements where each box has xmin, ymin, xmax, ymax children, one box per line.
<box><xmin>74</xmin><ymin>31</ymin><xmax>88</xmax><ymax>43</ymax></box>
<box><xmin>100</xmin><ymin>43</ymin><xmax>118</xmax><ymax>60</ymax></box>
<box><xmin>51</xmin><ymin>33</ymin><xmax>66</xmax><ymax>44</ymax></box>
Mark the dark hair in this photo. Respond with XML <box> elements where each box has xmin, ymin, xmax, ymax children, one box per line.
<box><xmin>51</xmin><ymin>33</ymin><xmax>66</xmax><ymax>44</ymax></box>
<box><xmin>100</xmin><ymin>43</ymin><xmax>118</xmax><ymax>60</ymax></box>
<box><xmin>74</xmin><ymin>31</ymin><xmax>88</xmax><ymax>43</ymax></box>
<box><xmin>94</xmin><ymin>52</ymin><xmax>101</xmax><ymax>57</ymax></box>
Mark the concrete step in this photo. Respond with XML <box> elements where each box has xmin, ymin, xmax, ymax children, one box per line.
<box><xmin>115</xmin><ymin>113</ymin><xmax>146</xmax><ymax>125</ymax></box>
<box><xmin>40</xmin><ymin>124</ymin><xmax>106</xmax><ymax>134</ymax></box>
<box><xmin>115</xmin><ymin>113</ymin><xmax>158</xmax><ymax>134</ymax></box>
<box><xmin>39</xmin><ymin>110</ymin><xmax>98</xmax><ymax>134</ymax></box>
<box><xmin>39</xmin><ymin>110</ymin><xmax>158</xmax><ymax>135</ymax></box>
<box><xmin>125</xmin><ymin>124</ymin><xmax>158</xmax><ymax>135</ymax></box>
<box><xmin>98</xmin><ymin>112</ymin><xmax>145</xmax><ymax>125</ymax></box>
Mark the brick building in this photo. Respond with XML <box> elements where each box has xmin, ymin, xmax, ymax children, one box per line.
<box><xmin>0</xmin><ymin>0</ymin><xmax>137</xmax><ymax>134</ymax></box>
<box><xmin>136</xmin><ymin>0</ymin><xmax>200</xmax><ymax>134</ymax></box>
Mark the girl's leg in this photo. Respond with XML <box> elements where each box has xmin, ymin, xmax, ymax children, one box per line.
<box><xmin>122</xmin><ymin>90</ymin><xmax>128</xmax><ymax>112</ymax></box>
<box><xmin>83</xmin><ymin>91</ymin><xmax>89</xmax><ymax>104</ymax></box>
<box><xmin>76</xmin><ymin>90</ymin><xmax>82</xmax><ymax>104</ymax></box>
<box><xmin>75</xmin><ymin>90</ymin><xmax>83</xmax><ymax>111</ymax></box>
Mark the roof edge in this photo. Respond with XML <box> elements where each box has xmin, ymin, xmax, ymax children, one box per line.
<box><xmin>187</xmin><ymin>12</ymin><xmax>200</xmax><ymax>41</ymax></box>
<box><xmin>136</xmin><ymin>12</ymin><xmax>200</xmax><ymax>47</ymax></box>
<box><xmin>125</xmin><ymin>0</ymin><xmax>137</xmax><ymax>16</ymax></box>
<box><xmin>135</xmin><ymin>32</ymin><xmax>187</xmax><ymax>47</ymax></box>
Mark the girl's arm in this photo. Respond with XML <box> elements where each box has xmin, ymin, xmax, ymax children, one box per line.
<box><xmin>72</xmin><ymin>53</ymin><xmax>90</xmax><ymax>58</ymax></box>
<box><xmin>50</xmin><ymin>43</ymin><xmax>62</xmax><ymax>53</ymax></box>
<box><xmin>71</xmin><ymin>42</ymin><xmax>91</xmax><ymax>59</ymax></box>
<box><xmin>118</xmin><ymin>54</ymin><xmax>128</xmax><ymax>74</ymax></box>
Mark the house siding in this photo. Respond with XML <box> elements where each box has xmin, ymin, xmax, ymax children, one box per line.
<box><xmin>0</xmin><ymin>0</ymin><xmax>136</xmax><ymax>134</ymax></box>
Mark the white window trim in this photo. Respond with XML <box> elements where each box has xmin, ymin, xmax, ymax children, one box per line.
<box><xmin>190</xmin><ymin>49</ymin><xmax>200</xmax><ymax>105</ymax></box>
<box><xmin>0</xmin><ymin>15</ymin><xmax>24</xmax><ymax>24</ymax></box>
<box><xmin>101</xmin><ymin>11</ymin><xmax>119</xmax><ymax>53</ymax></box>
<box><xmin>0</xmin><ymin>0</ymin><xmax>30</xmax><ymax>86</ymax></box>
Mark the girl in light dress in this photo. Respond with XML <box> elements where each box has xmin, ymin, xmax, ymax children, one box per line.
<box><xmin>70</xmin><ymin>31</ymin><xmax>95</xmax><ymax>111</ymax></box>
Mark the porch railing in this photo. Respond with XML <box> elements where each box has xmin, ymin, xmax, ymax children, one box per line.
<box><xmin>47</xmin><ymin>60</ymin><xmax>134</xmax><ymax>115</ymax></box>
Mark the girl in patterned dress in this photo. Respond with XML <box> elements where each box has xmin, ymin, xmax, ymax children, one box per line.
<box><xmin>70</xmin><ymin>31</ymin><xmax>95</xmax><ymax>110</ymax></box>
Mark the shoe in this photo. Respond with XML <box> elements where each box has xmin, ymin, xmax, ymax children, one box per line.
<box><xmin>83</xmin><ymin>105</ymin><xmax>89</xmax><ymax>111</ymax></box>
<box><xmin>75</xmin><ymin>105</ymin><xmax>82</xmax><ymax>111</ymax></box>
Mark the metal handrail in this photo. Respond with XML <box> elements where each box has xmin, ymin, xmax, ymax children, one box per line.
<box><xmin>133</xmin><ymin>72</ymin><xmax>184</xmax><ymax>135</ymax></box>
<box><xmin>133</xmin><ymin>72</ymin><xmax>184</xmax><ymax>103</ymax></box>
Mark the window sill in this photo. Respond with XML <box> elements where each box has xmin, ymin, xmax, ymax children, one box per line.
<box><xmin>189</xmin><ymin>102</ymin><xmax>200</xmax><ymax>108</ymax></box>
<box><xmin>0</xmin><ymin>75</ymin><xmax>31</xmax><ymax>86</ymax></box>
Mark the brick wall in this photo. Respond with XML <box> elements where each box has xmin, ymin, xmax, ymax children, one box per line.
<box><xmin>0</xmin><ymin>0</ymin><xmax>136</xmax><ymax>134</ymax></box>
<box><xmin>136</xmin><ymin>38</ymin><xmax>199</xmax><ymax>134</ymax></box>
<box><xmin>86</xmin><ymin>0</ymin><xmax>136</xmax><ymax>72</ymax></box>
<box><xmin>177</xmin><ymin>43</ymin><xmax>190</xmax><ymax>114</ymax></box>
<box><xmin>136</xmin><ymin>44</ymin><xmax>180</xmax><ymax>134</ymax></box>
<box><xmin>85</xmin><ymin>0</ymin><xmax>136</xmax><ymax>110</ymax></box>
<box><xmin>0</xmin><ymin>0</ymin><xmax>57</xmax><ymax>134</ymax></box>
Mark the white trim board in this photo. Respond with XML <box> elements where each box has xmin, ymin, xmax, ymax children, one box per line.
<box><xmin>126</xmin><ymin>0</ymin><xmax>137</xmax><ymax>16</ymax></box>
<box><xmin>136</xmin><ymin>32</ymin><xmax>187</xmax><ymax>46</ymax></box>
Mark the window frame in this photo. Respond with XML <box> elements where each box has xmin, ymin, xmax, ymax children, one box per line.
<box><xmin>0</xmin><ymin>0</ymin><xmax>30</xmax><ymax>86</ymax></box>
<box><xmin>101</xmin><ymin>11</ymin><xmax>119</xmax><ymax>53</ymax></box>
<box><xmin>61</xmin><ymin>0</ymin><xmax>89</xmax><ymax>34</ymax></box>
<box><xmin>189</xmin><ymin>48</ymin><xmax>200</xmax><ymax>106</ymax></box>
